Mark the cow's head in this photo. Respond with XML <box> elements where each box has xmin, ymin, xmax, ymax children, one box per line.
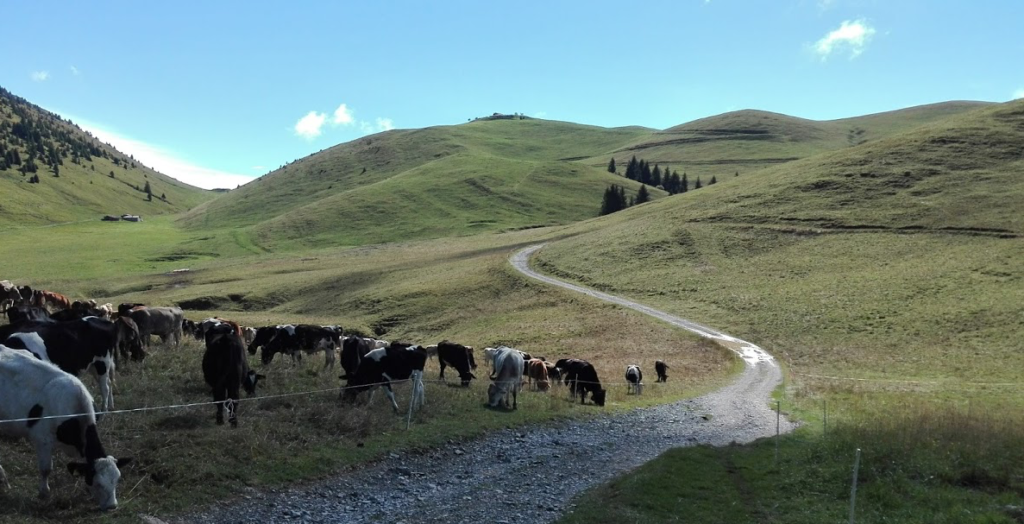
<box><xmin>459</xmin><ymin>371</ymin><xmax>476</xmax><ymax>387</ymax></box>
<box><xmin>67</xmin><ymin>456</ymin><xmax>131</xmax><ymax>511</ymax></box>
<box><xmin>591</xmin><ymin>388</ymin><xmax>607</xmax><ymax>407</ymax></box>
<box><xmin>243</xmin><ymin>370</ymin><xmax>265</xmax><ymax>395</ymax></box>
<box><xmin>486</xmin><ymin>381</ymin><xmax>507</xmax><ymax>408</ymax></box>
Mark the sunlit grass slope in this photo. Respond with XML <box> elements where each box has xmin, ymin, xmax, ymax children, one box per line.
<box><xmin>0</xmin><ymin>87</ymin><xmax>212</xmax><ymax>225</ymax></box>
<box><xmin>587</xmin><ymin>101</ymin><xmax>993</xmax><ymax>184</ymax></box>
<box><xmin>537</xmin><ymin>99</ymin><xmax>1024</xmax><ymax>383</ymax></box>
<box><xmin>179</xmin><ymin>119</ymin><xmax>653</xmax><ymax>243</ymax></box>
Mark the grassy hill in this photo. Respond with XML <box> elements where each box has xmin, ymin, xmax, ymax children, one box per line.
<box><xmin>180</xmin><ymin>118</ymin><xmax>659</xmax><ymax>249</ymax></box>
<box><xmin>0</xmin><ymin>86</ymin><xmax>212</xmax><ymax>226</ymax></box>
<box><xmin>588</xmin><ymin>101</ymin><xmax>993</xmax><ymax>183</ymax></box>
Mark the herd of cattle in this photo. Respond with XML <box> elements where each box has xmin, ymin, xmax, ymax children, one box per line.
<box><xmin>0</xmin><ymin>280</ymin><xmax>672</xmax><ymax>512</ymax></box>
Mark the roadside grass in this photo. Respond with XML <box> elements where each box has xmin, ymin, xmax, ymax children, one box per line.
<box><xmin>0</xmin><ymin>223</ymin><xmax>737</xmax><ymax>523</ymax></box>
<box><xmin>559</xmin><ymin>397</ymin><xmax>1024</xmax><ymax>524</ymax></box>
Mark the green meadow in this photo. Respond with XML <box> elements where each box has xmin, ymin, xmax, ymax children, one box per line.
<box><xmin>1</xmin><ymin>94</ymin><xmax>1022</xmax><ymax>522</ymax></box>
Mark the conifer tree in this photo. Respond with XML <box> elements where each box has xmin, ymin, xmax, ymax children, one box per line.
<box><xmin>681</xmin><ymin>172</ymin><xmax>688</xmax><ymax>193</ymax></box>
<box><xmin>144</xmin><ymin>180</ymin><xmax>152</xmax><ymax>201</ymax></box>
<box><xmin>636</xmin><ymin>184</ymin><xmax>650</xmax><ymax>204</ymax></box>
<box><xmin>694</xmin><ymin>176</ymin><xmax>703</xmax><ymax>189</ymax></box>
<box><xmin>640</xmin><ymin>161</ymin><xmax>652</xmax><ymax>185</ymax></box>
<box><xmin>607</xmin><ymin>157</ymin><xmax>616</xmax><ymax>174</ymax></box>
<box><xmin>652</xmin><ymin>165</ymin><xmax>662</xmax><ymax>187</ymax></box>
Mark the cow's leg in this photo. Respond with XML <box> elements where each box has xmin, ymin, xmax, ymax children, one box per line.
<box><xmin>93</xmin><ymin>359</ymin><xmax>114</xmax><ymax>411</ymax></box>
<box><xmin>34</xmin><ymin>439</ymin><xmax>53</xmax><ymax>499</ymax></box>
<box><xmin>438</xmin><ymin>360</ymin><xmax>446</xmax><ymax>382</ymax></box>
<box><xmin>512</xmin><ymin>383</ymin><xmax>519</xmax><ymax>410</ymax></box>
<box><xmin>383</xmin><ymin>383</ymin><xmax>399</xmax><ymax>413</ymax></box>
<box><xmin>0</xmin><ymin>460</ymin><xmax>9</xmax><ymax>491</ymax></box>
<box><xmin>213</xmin><ymin>387</ymin><xmax>226</xmax><ymax>425</ymax></box>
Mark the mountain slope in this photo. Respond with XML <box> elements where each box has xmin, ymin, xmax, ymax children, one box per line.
<box><xmin>181</xmin><ymin>118</ymin><xmax>656</xmax><ymax>247</ymax></box>
<box><xmin>535</xmin><ymin>98</ymin><xmax>1024</xmax><ymax>383</ymax></box>
<box><xmin>0</xmin><ymin>86</ymin><xmax>212</xmax><ymax>226</ymax></box>
<box><xmin>588</xmin><ymin>101</ymin><xmax>994</xmax><ymax>182</ymax></box>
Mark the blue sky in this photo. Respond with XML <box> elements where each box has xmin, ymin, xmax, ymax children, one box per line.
<box><xmin>3</xmin><ymin>1</ymin><xmax>1022</xmax><ymax>189</ymax></box>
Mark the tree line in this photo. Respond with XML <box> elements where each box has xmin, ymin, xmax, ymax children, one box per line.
<box><xmin>600</xmin><ymin>155</ymin><xmax>719</xmax><ymax>216</ymax></box>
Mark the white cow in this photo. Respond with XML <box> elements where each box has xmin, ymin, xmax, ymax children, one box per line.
<box><xmin>0</xmin><ymin>347</ymin><xmax>130</xmax><ymax>510</ymax></box>
<box><xmin>487</xmin><ymin>346</ymin><xmax>524</xmax><ymax>410</ymax></box>
<box><xmin>625</xmin><ymin>364</ymin><xmax>643</xmax><ymax>395</ymax></box>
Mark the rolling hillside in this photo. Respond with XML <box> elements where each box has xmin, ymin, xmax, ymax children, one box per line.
<box><xmin>588</xmin><ymin>101</ymin><xmax>993</xmax><ymax>183</ymax></box>
<box><xmin>536</xmin><ymin>98</ymin><xmax>1024</xmax><ymax>382</ymax></box>
<box><xmin>180</xmin><ymin>118</ymin><xmax>660</xmax><ymax>249</ymax></box>
<box><xmin>0</xmin><ymin>86</ymin><xmax>212</xmax><ymax>226</ymax></box>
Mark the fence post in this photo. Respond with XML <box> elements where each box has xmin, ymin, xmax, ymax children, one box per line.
<box><xmin>849</xmin><ymin>448</ymin><xmax>861</xmax><ymax>524</ymax></box>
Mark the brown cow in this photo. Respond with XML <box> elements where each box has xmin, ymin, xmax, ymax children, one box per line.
<box><xmin>38</xmin><ymin>291</ymin><xmax>71</xmax><ymax>312</ymax></box>
<box><xmin>527</xmin><ymin>358</ymin><xmax>550</xmax><ymax>391</ymax></box>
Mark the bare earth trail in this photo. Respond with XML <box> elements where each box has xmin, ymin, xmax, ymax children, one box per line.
<box><xmin>182</xmin><ymin>244</ymin><xmax>793</xmax><ymax>524</ymax></box>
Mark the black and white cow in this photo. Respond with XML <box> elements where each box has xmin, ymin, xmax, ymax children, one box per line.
<box><xmin>128</xmin><ymin>306</ymin><xmax>184</xmax><ymax>348</ymax></box>
<box><xmin>0</xmin><ymin>316</ymin><xmax>142</xmax><ymax>411</ymax></box>
<box><xmin>341</xmin><ymin>343</ymin><xmax>427</xmax><ymax>413</ymax></box>
<box><xmin>625</xmin><ymin>364</ymin><xmax>643</xmax><ymax>395</ymax></box>
<box><xmin>436</xmin><ymin>341</ymin><xmax>477</xmax><ymax>386</ymax></box>
<box><xmin>6</xmin><ymin>305</ymin><xmax>51</xmax><ymax>324</ymax></box>
<box><xmin>559</xmin><ymin>359</ymin><xmax>606</xmax><ymax>406</ymax></box>
<box><xmin>487</xmin><ymin>346</ymin><xmax>524</xmax><ymax>410</ymax></box>
<box><xmin>0</xmin><ymin>347</ymin><xmax>131</xmax><ymax>510</ymax></box>
<box><xmin>655</xmin><ymin>360</ymin><xmax>669</xmax><ymax>383</ymax></box>
<box><xmin>339</xmin><ymin>336</ymin><xmax>376</xmax><ymax>380</ymax></box>
<box><xmin>201</xmin><ymin>322</ymin><xmax>263</xmax><ymax>427</ymax></box>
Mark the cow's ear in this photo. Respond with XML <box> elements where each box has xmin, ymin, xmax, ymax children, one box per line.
<box><xmin>67</xmin><ymin>462</ymin><xmax>88</xmax><ymax>476</ymax></box>
<box><xmin>116</xmin><ymin>457</ymin><xmax>133</xmax><ymax>468</ymax></box>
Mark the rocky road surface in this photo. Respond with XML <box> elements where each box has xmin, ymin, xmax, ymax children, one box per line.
<box><xmin>178</xmin><ymin>245</ymin><xmax>793</xmax><ymax>524</ymax></box>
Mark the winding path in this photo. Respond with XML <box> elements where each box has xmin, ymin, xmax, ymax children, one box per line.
<box><xmin>183</xmin><ymin>245</ymin><xmax>792</xmax><ymax>524</ymax></box>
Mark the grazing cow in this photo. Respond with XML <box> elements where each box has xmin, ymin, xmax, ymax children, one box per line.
<box><xmin>339</xmin><ymin>336</ymin><xmax>376</xmax><ymax>380</ymax></box>
<box><xmin>487</xmin><ymin>346</ymin><xmax>524</xmax><ymax>409</ymax></box>
<box><xmin>423</xmin><ymin>344</ymin><xmax>438</xmax><ymax>359</ymax></box>
<box><xmin>116</xmin><ymin>303</ymin><xmax>145</xmax><ymax>317</ymax></box>
<box><xmin>242</xmin><ymin>326</ymin><xmax>256</xmax><ymax>346</ymax></box>
<box><xmin>113</xmin><ymin>317</ymin><xmax>145</xmax><ymax>365</ymax></box>
<box><xmin>0</xmin><ymin>347</ymin><xmax>131</xmax><ymax>510</ymax></box>
<box><xmin>625</xmin><ymin>365</ymin><xmax>643</xmax><ymax>395</ymax></box>
<box><xmin>182</xmin><ymin>319</ymin><xmax>200</xmax><ymax>340</ymax></box>
<box><xmin>246</xmin><ymin>326</ymin><xmax>278</xmax><ymax>356</ymax></box>
<box><xmin>201</xmin><ymin>322</ymin><xmax>263</xmax><ymax>427</ymax></box>
<box><xmin>527</xmin><ymin>358</ymin><xmax>550</xmax><ymax>391</ymax></box>
<box><xmin>436</xmin><ymin>341</ymin><xmax>477</xmax><ymax>386</ymax></box>
<box><xmin>7</xmin><ymin>305</ymin><xmax>51</xmax><ymax>324</ymax></box>
<box><xmin>128</xmin><ymin>306</ymin><xmax>184</xmax><ymax>348</ymax></box>
<box><xmin>96</xmin><ymin>303</ymin><xmax>115</xmax><ymax>319</ymax></box>
<box><xmin>38</xmin><ymin>291</ymin><xmax>72</xmax><ymax>312</ymax></box>
<box><xmin>655</xmin><ymin>360</ymin><xmax>669</xmax><ymax>383</ymax></box>
<box><xmin>560</xmin><ymin>359</ymin><xmax>606</xmax><ymax>406</ymax></box>
<box><xmin>342</xmin><ymin>343</ymin><xmax>427</xmax><ymax>413</ymax></box>
<box><xmin>0</xmin><ymin>316</ymin><xmax>141</xmax><ymax>411</ymax></box>
<box><xmin>544</xmin><ymin>361</ymin><xmax>562</xmax><ymax>383</ymax></box>
<box><xmin>259</xmin><ymin>325</ymin><xmax>299</xmax><ymax>365</ymax></box>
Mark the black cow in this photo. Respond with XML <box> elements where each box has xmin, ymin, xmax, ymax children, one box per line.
<box><xmin>117</xmin><ymin>303</ymin><xmax>145</xmax><ymax>317</ymax></box>
<box><xmin>0</xmin><ymin>316</ymin><xmax>143</xmax><ymax>410</ymax></box>
<box><xmin>559</xmin><ymin>359</ymin><xmax>606</xmax><ymax>406</ymax></box>
<box><xmin>202</xmin><ymin>322</ymin><xmax>263</xmax><ymax>427</ymax></box>
<box><xmin>340</xmin><ymin>336</ymin><xmax>376</xmax><ymax>380</ymax></box>
<box><xmin>6</xmin><ymin>305</ymin><xmax>51</xmax><ymax>324</ymax></box>
<box><xmin>50</xmin><ymin>307</ymin><xmax>107</xmax><ymax>322</ymax></box>
<box><xmin>436</xmin><ymin>341</ymin><xmax>477</xmax><ymax>386</ymax></box>
<box><xmin>655</xmin><ymin>360</ymin><xmax>669</xmax><ymax>383</ymax></box>
<box><xmin>342</xmin><ymin>343</ymin><xmax>427</xmax><ymax>413</ymax></box>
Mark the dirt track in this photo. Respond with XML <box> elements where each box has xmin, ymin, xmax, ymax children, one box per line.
<box><xmin>181</xmin><ymin>244</ymin><xmax>793</xmax><ymax>524</ymax></box>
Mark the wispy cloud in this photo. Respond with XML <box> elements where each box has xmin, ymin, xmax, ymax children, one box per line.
<box><xmin>72</xmin><ymin>117</ymin><xmax>254</xmax><ymax>190</ymax></box>
<box><xmin>31</xmin><ymin>71</ymin><xmax>50</xmax><ymax>82</ymax></box>
<box><xmin>533</xmin><ymin>111</ymin><xmax>548</xmax><ymax>118</ymax></box>
<box><xmin>375</xmin><ymin>117</ymin><xmax>394</xmax><ymax>131</ymax></box>
<box><xmin>359</xmin><ymin>117</ymin><xmax>396</xmax><ymax>134</ymax></box>
<box><xmin>817</xmin><ymin>0</ymin><xmax>837</xmax><ymax>11</ymax></box>
<box><xmin>70</xmin><ymin>66</ymin><xmax>80</xmax><ymax>76</ymax></box>
<box><xmin>1013</xmin><ymin>88</ymin><xmax>1024</xmax><ymax>100</ymax></box>
<box><xmin>251</xmin><ymin>165</ymin><xmax>266</xmax><ymax>171</ymax></box>
<box><xmin>332</xmin><ymin>103</ymin><xmax>355</xmax><ymax>125</ymax></box>
<box><xmin>294</xmin><ymin>111</ymin><xmax>328</xmax><ymax>140</ymax></box>
<box><xmin>813</xmin><ymin>19</ymin><xmax>876</xmax><ymax>60</ymax></box>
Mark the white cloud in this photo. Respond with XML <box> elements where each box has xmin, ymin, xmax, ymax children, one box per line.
<box><xmin>332</xmin><ymin>103</ymin><xmax>355</xmax><ymax>125</ymax></box>
<box><xmin>70</xmin><ymin>66</ymin><xmax>80</xmax><ymax>76</ymax></box>
<box><xmin>813</xmin><ymin>19</ymin><xmax>876</xmax><ymax>60</ymax></box>
<box><xmin>294</xmin><ymin>111</ymin><xmax>327</xmax><ymax>139</ymax></box>
<box><xmin>31</xmin><ymin>71</ymin><xmax>50</xmax><ymax>82</ymax></box>
<box><xmin>1013</xmin><ymin>88</ymin><xmax>1024</xmax><ymax>100</ymax></box>
<box><xmin>72</xmin><ymin>118</ymin><xmax>254</xmax><ymax>190</ymax></box>
<box><xmin>375</xmin><ymin>117</ymin><xmax>394</xmax><ymax>131</ymax></box>
<box><xmin>533</xmin><ymin>111</ymin><xmax>548</xmax><ymax>118</ymax></box>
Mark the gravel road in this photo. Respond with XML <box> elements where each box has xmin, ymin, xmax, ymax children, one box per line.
<box><xmin>178</xmin><ymin>244</ymin><xmax>793</xmax><ymax>524</ymax></box>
